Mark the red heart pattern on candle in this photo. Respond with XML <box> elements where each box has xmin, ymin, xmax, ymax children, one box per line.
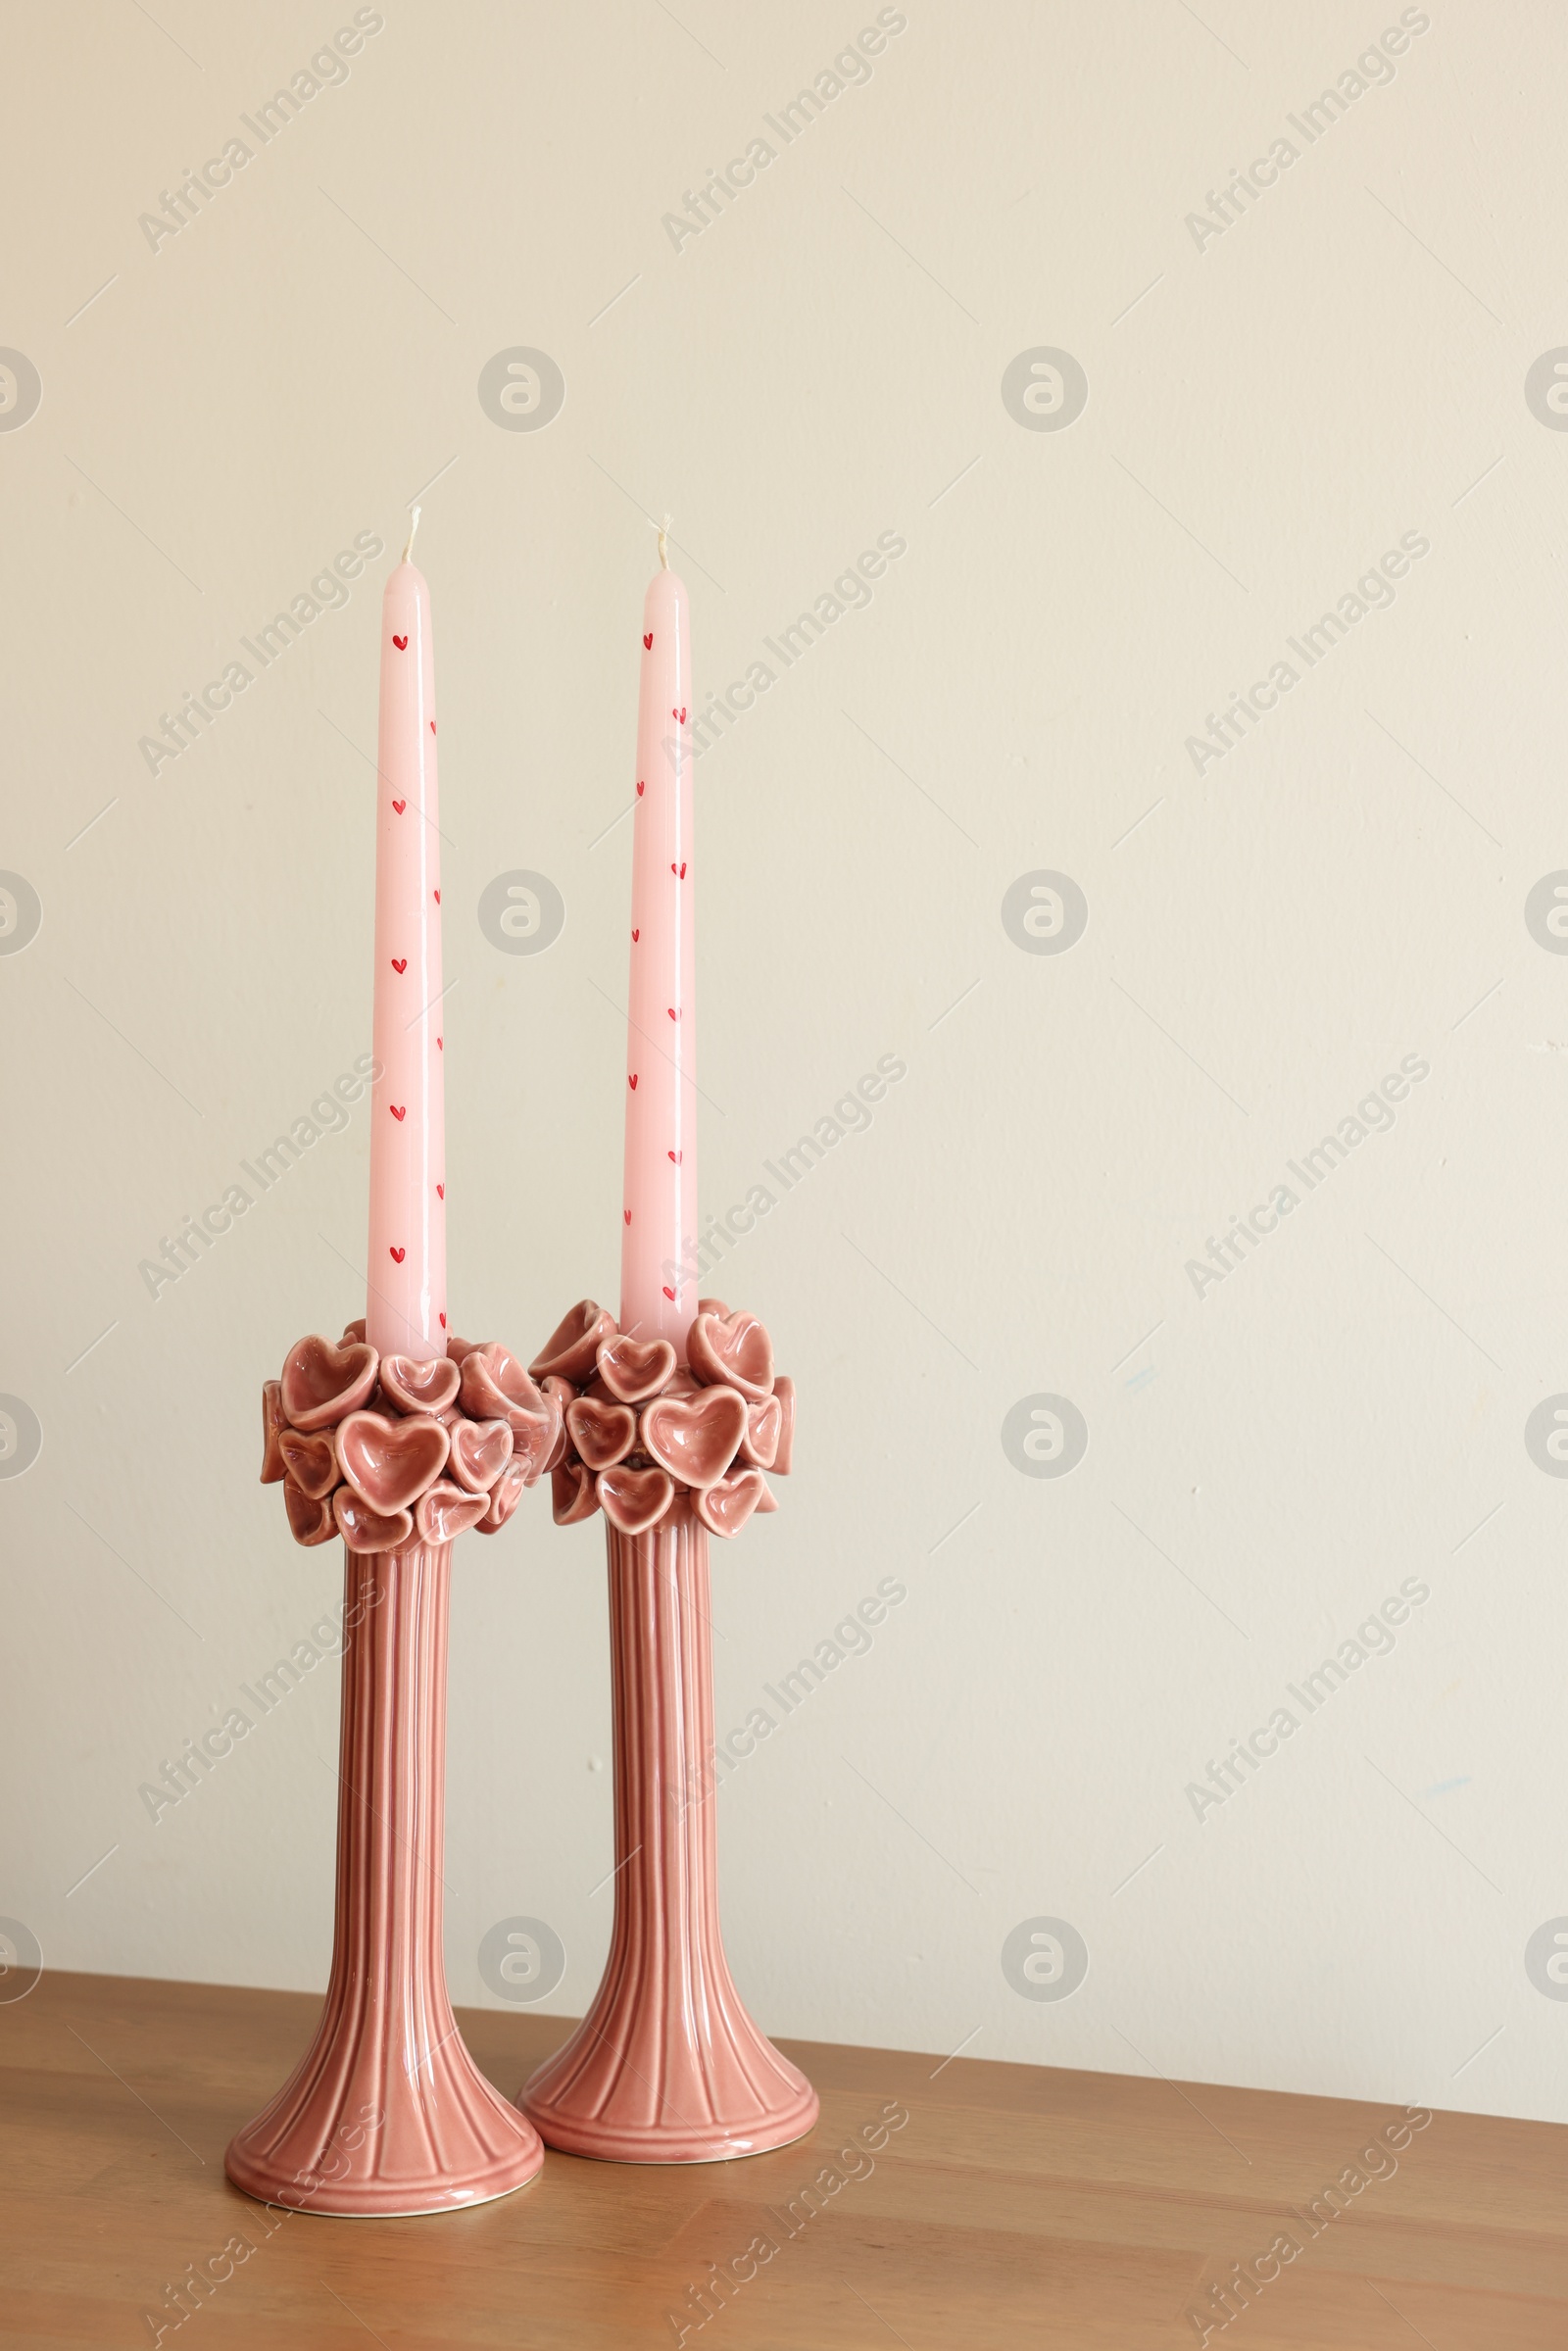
<box><xmin>389</xmin><ymin>1104</ymin><xmax>406</xmax><ymax>1121</ymax></box>
<box><xmin>688</xmin><ymin>1308</ymin><xmax>774</xmax><ymax>1401</ymax></box>
<box><xmin>667</xmin><ymin>1007</ymin><xmax>679</xmax><ymax>1021</ymax></box>
<box><xmin>393</xmin><ymin>634</ymin><xmax>408</xmax><ymax>649</ymax></box>
<box><xmin>439</xmin><ymin>1310</ymin><xmax>447</xmax><ymax>1327</ymax></box>
<box><xmin>280</xmin><ymin>1335</ymin><xmax>378</xmax><ymax>1433</ymax></box>
<box><xmin>391</xmin><ymin>957</ymin><xmax>407</xmax><ymax>973</ymax></box>
<box><xmin>566</xmin><ymin>1395</ymin><xmax>638</xmax><ymax>1472</ymax></box>
<box><xmin>672</xmin><ymin>707</ymin><xmax>686</xmax><ymax>723</ymax></box>
<box><xmin>378</xmin><ymin>1352</ymin><xmax>462</xmax><ymax>1416</ymax></box>
<box><xmin>623</xmin><ymin>1208</ymin><xmax>631</xmax><ymax>1223</ymax></box>
<box><xmin>670</xmin><ymin>861</ymin><xmax>687</xmax><ymax>878</ymax></box>
<box><xmin>696</xmin><ymin>1467</ymin><xmax>770</xmax><ymax>1539</ymax></box>
<box><xmin>641</xmin><ymin>1388</ymin><xmax>747</xmax><ymax>1491</ymax></box>
<box><xmin>631</xmin><ymin>928</ymin><xmax>639</xmax><ymax>941</ymax></box>
<box><xmin>628</xmin><ymin>1073</ymin><xmax>638</xmax><ymax>1088</ymax></box>
<box><xmin>637</xmin><ymin>781</ymin><xmax>645</xmax><ymax>796</ymax></box>
<box><xmin>643</xmin><ymin>633</ymin><xmax>653</xmax><ymax>649</ymax></box>
<box><xmin>529</xmin><ymin>1299</ymin><xmax>617</xmax><ymax>1383</ymax></box>
<box><xmin>437</xmin><ymin>1037</ymin><xmax>443</xmax><ymax>1049</ymax></box>
<box><xmin>597</xmin><ymin>1461</ymin><xmax>674</xmax><ymax>1536</ymax></box>
<box><xmin>392</xmin><ymin>799</ymin><xmax>406</xmax><ymax>813</ymax></box>
<box><xmin>430</xmin><ymin>720</ymin><xmax>436</xmax><ymax>734</ymax></box>
<box><xmin>448</xmin><ymin>1417</ymin><xmax>513</xmax><ymax>1494</ymax></box>
<box><xmin>277</xmin><ymin>1427</ymin><xmax>340</xmax><ymax>1499</ymax></box>
<box><xmin>416</xmin><ymin>1479</ymin><xmax>488</xmax><ymax>1543</ymax></box>
<box><xmin>389</xmin><ymin>1246</ymin><xmax>406</xmax><ymax>1263</ymax></box>
<box><xmin>284</xmin><ymin>1479</ymin><xmax>337</xmax><ymax>1545</ymax></box>
<box><xmin>333</xmin><ymin>1487</ymin><xmax>414</xmax><ymax>1553</ymax></box>
<box><xmin>596</xmin><ymin>1331</ymin><xmax>677</xmax><ymax>1403</ymax></box>
<box><xmin>336</xmin><ymin>1409</ymin><xmax>451</xmax><ymax>1514</ymax></box>
<box><xmin>436</xmin><ymin>1183</ymin><xmax>444</xmax><ymax>1198</ymax></box>
<box><xmin>662</xmin><ymin>1285</ymin><xmax>676</xmax><ymax>1300</ymax></box>
<box><xmin>433</xmin><ymin>889</ymin><xmax>440</xmax><ymax>902</ymax></box>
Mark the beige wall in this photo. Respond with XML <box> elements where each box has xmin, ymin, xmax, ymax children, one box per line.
<box><xmin>5</xmin><ymin>0</ymin><xmax>1566</xmax><ymax>2123</ymax></box>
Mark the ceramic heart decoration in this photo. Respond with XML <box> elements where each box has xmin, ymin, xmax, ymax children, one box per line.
<box><xmin>596</xmin><ymin>1462</ymin><xmax>674</xmax><ymax>1535</ymax></box>
<box><xmin>695</xmin><ymin>1467</ymin><xmax>769</xmax><ymax>1539</ymax></box>
<box><xmin>333</xmin><ymin>1487</ymin><xmax>414</xmax><ymax>1553</ymax></box>
<box><xmin>686</xmin><ymin>1309</ymin><xmax>773</xmax><ymax>1401</ymax></box>
<box><xmin>566</xmin><ymin>1395</ymin><xmax>638</xmax><ymax>1472</ymax></box>
<box><xmin>529</xmin><ymin>1299</ymin><xmax>618</xmax><ymax>1383</ymax></box>
<box><xmin>280</xmin><ymin>1335</ymin><xmax>379</xmax><ymax>1432</ymax></box>
<box><xmin>379</xmin><ymin>1353</ymin><xmax>463</xmax><ymax>1416</ymax></box>
<box><xmin>283</xmin><ymin>1479</ymin><xmax>336</xmax><ymax>1546</ymax></box>
<box><xmin>551</xmin><ymin>1457</ymin><xmax>601</xmax><ymax>1526</ymax></box>
<box><xmin>447</xmin><ymin>1418</ymin><xmax>514</xmax><ymax>1494</ymax></box>
<box><xmin>596</xmin><ymin>1331</ymin><xmax>677</xmax><ymax>1404</ymax></box>
<box><xmin>738</xmin><ymin>1392</ymin><xmax>782</xmax><ymax>1471</ymax></box>
<box><xmin>416</xmin><ymin>1479</ymin><xmax>488</xmax><ymax>1543</ymax></box>
<box><xmin>477</xmin><ymin>1458</ymin><xmax>529</xmax><ymax>1534</ymax></box>
<box><xmin>641</xmin><ymin>1388</ymin><xmax>748</xmax><ymax>1490</ymax></box>
<box><xmin>335</xmin><ymin>1410</ymin><xmax>450</xmax><ymax>1514</ymax></box>
<box><xmin>261</xmin><ymin>1381</ymin><xmax>287</xmax><ymax>1484</ymax></box>
<box><xmin>277</xmin><ymin>1427</ymin><xmax>340</xmax><ymax>1500</ymax></box>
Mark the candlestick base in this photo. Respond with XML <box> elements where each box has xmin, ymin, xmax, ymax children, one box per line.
<box><xmin>519</xmin><ymin>1301</ymin><xmax>814</xmax><ymax>2164</ymax></box>
<box><xmin>225</xmin><ymin>1541</ymin><xmax>543</xmax><ymax>2216</ymax></box>
<box><xmin>236</xmin><ymin>1327</ymin><xmax>561</xmax><ymax>2216</ymax></box>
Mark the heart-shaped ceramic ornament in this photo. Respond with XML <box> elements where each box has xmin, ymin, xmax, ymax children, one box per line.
<box><xmin>333</xmin><ymin>1487</ymin><xmax>414</xmax><ymax>1552</ymax></box>
<box><xmin>261</xmin><ymin>1381</ymin><xmax>287</xmax><ymax>1484</ymax></box>
<box><xmin>770</xmin><ymin>1375</ymin><xmax>795</xmax><ymax>1475</ymax></box>
<box><xmin>277</xmin><ymin>1427</ymin><xmax>341</xmax><ymax>1500</ymax></box>
<box><xmin>447</xmin><ymin>1417</ymin><xmax>514</xmax><ymax>1494</ymax></box>
<box><xmin>597</xmin><ymin>1461</ymin><xmax>674</xmax><ymax>1535</ymax></box>
<box><xmin>565</xmin><ymin>1395</ymin><xmax>638</xmax><ymax>1471</ymax></box>
<box><xmin>280</xmin><ymin>1335</ymin><xmax>379</xmax><ymax>1432</ymax></box>
<box><xmin>551</xmin><ymin>1456</ymin><xmax>601</xmax><ymax>1526</ymax></box>
<box><xmin>283</xmin><ymin>1479</ymin><xmax>336</xmax><ymax>1545</ymax></box>
<box><xmin>529</xmin><ymin>1298</ymin><xmax>618</xmax><ymax>1383</ymax></box>
<box><xmin>459</xmin><ymin>1347</ymin><xmax>560</xmax><ymax>1481</ymax></box>
<box><xmin>596</xmin><ymin>1331</ymin><xmax>677</xmax><ymax>1404</ymax></box>
<box><xmin>477</xmin><ymin>1458</ymin><xmax>528</xmax><ymax>1535</ymax></box>
<box><xmin>416</xmin><ymin>1479</ymin><xmax>489</xmax><ymax>1543</ymax></box>
<box><xmin>737</xmin><ymin>1392</ymin><xmax>782</xmax><ymax>1471</ymax></box>
<box><xmin>379</xmin><ymin>1353</ymin><xmax>462</xmax><ymax>1416</ymax></box>
<box><xmin>641</xmin><ymin>1388</ymin><xmax>748</xmax><ymax>1490</ymax></box>
<box><xmin>335</xmin><ymin>1410</ymin><xmax>450</xmax><ymax>1514</ymax></box>
<box><xmin>695</xmin><ymin>1467</ymin><xmax>770</xmax><ymax>1539</ymax></box>
<box><xmin>541</xmin><ymin>1376</ymin><xmax>574</xmax><ymax>1471</ymax></box>
<box><xmin>686</xmin><ymin>1309</ymin><xmax>774</xmax><ymax>1401</ymax></box>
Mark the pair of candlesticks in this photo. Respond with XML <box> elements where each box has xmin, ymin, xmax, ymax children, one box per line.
<box><xmin>225</xmin><ymin>537</ymin><xmax>812</xmax><ymax>2212</ymax></box>
<box><xmin>233</xmin><ymin>1293</ymin><xmax>809</xmax><ymax>2214</ymax></box>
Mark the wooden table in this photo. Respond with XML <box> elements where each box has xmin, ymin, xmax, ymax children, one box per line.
<box><xmin>4</xmin><ymin>1971</ymin><xmax>1565</xmax><ymax>2347</ymax></box>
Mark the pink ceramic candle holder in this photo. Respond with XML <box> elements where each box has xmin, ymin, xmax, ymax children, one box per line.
<box><xmin>225</xmin><ymin>1326</ymin><xmax>562</xmax><ymax>2216</ymax></box>
<box><xmin>517</xmin><ymin>1298</ymin><xmax>816</xmax><ymax>2163</ymax></box>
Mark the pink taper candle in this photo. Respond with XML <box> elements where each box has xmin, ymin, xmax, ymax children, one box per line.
<box><xmin>367</xmin><ymin>510</ymin><xmax>446</xmax><ymax>1359</ymax></box>
<box><xmin>620</xmin><ymin>537</ymin><xmax>695</xmax><ymax>1355</ymax></box>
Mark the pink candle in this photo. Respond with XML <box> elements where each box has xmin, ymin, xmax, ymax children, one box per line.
<box><xmin>619</xmin><ymin>549</ymin><xmax>695</xmax><ymax>1355</ymax></box>
<box><xmin>366</xmin><ymin>512</ymin><xmax>446</xmax><ymax>1360</ymax></box>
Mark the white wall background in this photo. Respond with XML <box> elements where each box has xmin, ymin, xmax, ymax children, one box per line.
<box><xmin>5</xmin><ymin>0</ymin><xmax>1568</xmax><ymax>2126</ymax></box>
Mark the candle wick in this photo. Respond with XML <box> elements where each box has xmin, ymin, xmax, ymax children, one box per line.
<box><xmin>403</xmin><ymin>505</ymin><xmax>421</xmax><ymax>563</ymax></box>
<box><xmin>659</xmin><ymin>514</ymin><xmax>670</xmax><ymax>570</ymax></box>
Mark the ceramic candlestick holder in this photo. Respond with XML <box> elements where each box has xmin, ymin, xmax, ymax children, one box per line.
<box><xmin>225</xmin><ymin>1326</ymin><xmax>562</xmax><ymax>2217</ymax></box>
<box><xmin>518</xmin><ymin>1298</ymin><xmax>817</xmax><ymax>2164</ymax></box>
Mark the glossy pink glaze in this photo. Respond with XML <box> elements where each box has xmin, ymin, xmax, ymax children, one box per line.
<box><xmin>619</xmin><ymin>567</ymin><xmax>696</xmax><ymax>1356</ymax></box>
<box><xmin>520</xmin><ymin>1499</ymin><xmax>817</xmax><ymax>2162</ymax></box>
<box><xmin>367</xmin><ymin>557</ymin><xmax>446</xmax><ymax>1359</ymax></box>
<box><xmin>225</xmin><ymin>1543</ymin><xmax>542</xmax><ymax>2213</ymax></box>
